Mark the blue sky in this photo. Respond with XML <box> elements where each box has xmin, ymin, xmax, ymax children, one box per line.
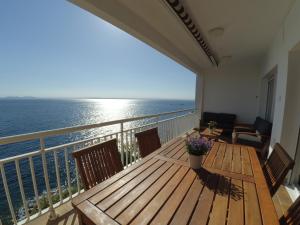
<box><xmin>0</xmin><ymin>0</ymin><xmax>196</xmax><ymax>100</ymax></box>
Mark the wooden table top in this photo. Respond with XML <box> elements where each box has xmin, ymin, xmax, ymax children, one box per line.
<box><xmin>72</xmin><ymin>134</ymin><xmax>279</xmax><ymax>225</ymax></box>
<box><xmin>200</xmin><ymin>128</ymin><xmax>223</xmax><ymax>139</ymax></box>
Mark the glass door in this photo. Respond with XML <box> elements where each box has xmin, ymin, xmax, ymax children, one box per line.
<box><xmin>265</xmin><ymin>76</ymin><xmax>275</xmax><ymax>122</ymax></box>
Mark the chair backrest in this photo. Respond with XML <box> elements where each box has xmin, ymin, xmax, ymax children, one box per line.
<box><xmin>262</xmin><ymin>143</ymin><xmax>294</xmax><ymax>196</ymax></box>
<box><xmin>72</xmin><ymin>139</ymin><xmax>123</xmax><ymax>190</ymax></box>
<box><xmin>280</xmin><ymin>196</ymin><xmax>300</xmax><ymax>225</ymax></box>
<box><xmin>135</xmin><ymin>128</ymin><xmax>161</xmax><ymax>158</ymax></box>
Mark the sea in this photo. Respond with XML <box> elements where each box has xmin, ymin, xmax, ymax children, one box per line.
<box><xmin>0</xmin><ymin>98</ymin><xmax>194</xmax><ymax>224</ymax></box>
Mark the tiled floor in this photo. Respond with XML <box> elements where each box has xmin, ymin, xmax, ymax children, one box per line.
<box><xmin>26</xmin><ymin>185</ymin><xmax>293</xmax><ymax>225</ymax></box>
<box><xmin>272</xmin><ymin>185</ymin><xmax>293</xmax><ymax>219</ymax></box>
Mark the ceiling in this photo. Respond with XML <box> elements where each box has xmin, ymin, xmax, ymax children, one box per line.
<box><xmin>184</xmin><ymin>0</ymin><xmax>295</xmax><ymax>63</ymax></box>
<box><xmin>71</xmin><ymin>0</ymin><xmax>296</xmax><ymax>73</ymax></box>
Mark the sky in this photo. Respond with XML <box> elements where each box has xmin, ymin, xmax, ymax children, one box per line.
<box><xmin>0</xmin><ymin>0</ymin><xmax>196</xmax><ymax>100</ymax></box>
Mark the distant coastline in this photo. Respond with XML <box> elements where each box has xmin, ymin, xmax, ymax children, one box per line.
<box><xmin>0</xmin><ymin>96</ymin><xmax>38</xmax><ymax>100</ymax></box>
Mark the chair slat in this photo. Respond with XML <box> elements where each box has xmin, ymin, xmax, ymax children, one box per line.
<box><xmin>72</xmin><ymin>139</ymin><xmax>123</xmax><ymax>190</ymax></box>
<box><xmin>262</xmin><ymin>143</ymin><xmax>294</xmax><ymax>196</ymax></box>
<box><xmin>135</xmin><ymin>128</ymin><xmax>161</xmax><ymax>158</ymax></box>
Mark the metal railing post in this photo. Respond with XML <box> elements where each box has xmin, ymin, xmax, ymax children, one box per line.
<box><xmin>120</xmin><ymin>122</ymin><xmax>124</xmax><ymax>165</ymax></box>
<box><xmin>0</xmin><ymin>163</ymin><xmax>17</xmax><ymax>224</ymax></box>
<box><xmin>40</xmin><ymin>138</ymin><xmax>57</xmax><ymax>220</ymax></box>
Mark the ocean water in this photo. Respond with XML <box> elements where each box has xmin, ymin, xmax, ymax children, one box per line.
<box><xmin>0</xmin><ymin>98</ymin><xmax>194</xmax><ymax>224</ymax></box>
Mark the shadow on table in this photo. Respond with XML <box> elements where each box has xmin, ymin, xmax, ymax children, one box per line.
<box><xmin>195</xmin><ymin>167</ymin><xmax>243</xmax><ymax>201</ymax></box>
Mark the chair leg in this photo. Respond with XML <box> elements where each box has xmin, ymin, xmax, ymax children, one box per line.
<box><xmin>232</xmin><ymin>132</ymin><xmax>237</xmax><ymax>144</ymax></box>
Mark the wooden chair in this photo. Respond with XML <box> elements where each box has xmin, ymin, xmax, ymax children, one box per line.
<box><xmin>262</xmin><ymin>143</ymin><xmax>294</xmax><ymax>196</ymax></box>
<box><xmin>72</xmin><ymin>139</ymin><xmax>123</xmax><ymax>190</ymax></box>
<box><xmin>135</xmin><ymin>127</ymin><xmax>161</xmax><ymax>158</ymax></box>
<box><xmin>279</xmin><ymin>196</ymin><xmax>300</xmax><ymax>225</ymax></box>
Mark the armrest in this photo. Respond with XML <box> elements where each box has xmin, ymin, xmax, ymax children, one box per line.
<box><xmin>234</xmin><ymin>123</ymin><xmax>253</xmax><ymax>129</ymax></box>
<box><xmin>234</xmin><ymin>131</ymin><xmax>258</xmax><ymax>136</ymax></box>
<box><xmin>233</xmin><ymin>131</ymin><xmax>271</xmax><ymax>139</ymax></box>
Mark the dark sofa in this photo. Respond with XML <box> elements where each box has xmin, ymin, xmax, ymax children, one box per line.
<box><xmin>201</xmin><ymin>112</ymin><xmax>237</xmax><ymax>134</ymax></box>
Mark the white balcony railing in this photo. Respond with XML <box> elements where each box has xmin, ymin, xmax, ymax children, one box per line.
<box><xmin>0</xmin><ymin>109</ymin><xmax>198</xmax><ymax>225</ymax></box>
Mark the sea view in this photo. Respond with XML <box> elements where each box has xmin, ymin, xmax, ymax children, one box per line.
<box><xmin>0</xmin><ymin>98</ymin><xmax>194</xmax><ymax>223</ymax></box>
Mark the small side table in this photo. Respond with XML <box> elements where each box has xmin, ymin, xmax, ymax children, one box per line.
<box><xmin>200</xmin><ymin>128</ymin><xmax>223</xmax><ymax>140</ymax></box>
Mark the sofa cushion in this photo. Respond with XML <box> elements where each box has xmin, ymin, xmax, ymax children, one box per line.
<box><xmin>253</xmin><ymin>117</ymin><xmax>262</xmax><ymax>130</ymax></box>
<box><xmin>202</xmin><ymin>112</ymin><xmax>218</xmax><ymax>124</ymax></box>
<box><xmin>217</xmin><ymin>113</ymin><xmax>236</xmax><ymax>131</ymax></box>
<box><xmin>217</xmin><ymin>113</ymin><xmax>236</xmax><ymax>124</ymax></box>
<box><xmin>237</xmin><ymin>134</ymin><xmax>264</xmax><ymax>148</ymax></box>
<box><xmin>256</xmin><ymin>119</ymin><xmax>272</xmax><ymax>135</ymax></box>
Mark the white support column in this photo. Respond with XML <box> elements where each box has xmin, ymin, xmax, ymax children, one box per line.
<box><xmin>195</xmin><ymin>74</ymin><xmax>205</xmax><ymax>128</ymax></box>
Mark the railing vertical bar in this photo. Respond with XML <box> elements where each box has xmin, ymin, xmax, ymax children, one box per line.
<box><xmin>64</xmin><ymin>148</ymin><xmax>72</xmax><ymax>198</ymax></box>
<box><xmin>75</xmin><ymin>160</ymin><xmax>80</xmax><ymax>194</ymax></box>
<box><xmin>0</xmin><ymin>163</ymin><xmax>17</xmax><ymax>224</ymax></box>
<box><xmin>162</xmin><ymin>120</ymin><xmax>165</xmax><ymax>143</ymax></box>
<box><xmin>29</xmin><ymin>156</ymin><xmax>41</xmax><ymax>214</ymax></box>
<box><xmin>40</xmin><ymin>138</ymin><xmax>57</xmax><ymax>220</ymax></box>
<box><xmin>125</xmin><ymin>130</ymin><xmax>129</xmax><ymax>166</ymax></box>
<box><xmin>73</xmin><ymin>145</ymin><xmax>81</xmax><ymax>194</ymax></box>
<box><xmin>166</xmin><ymin>120</ymin><xmax>169</xmax><ymax>142</ymax></box>
<box><xmin>120</xmin><ymin>123</ymin><xmax>124</xmax><ymax>165</ymax></box>
<box><xmin>170</xmin><ymin>119</ymin><xmax>172</xmax><ymax>141</ymax></box>
<box><xmin>15</xmin><ymin>160</ymin><xmax>30</xmax><ymax>220</ymax></box>
<box><xmin>133</xmin><ymin>128</ymin><xmax>137</xmax><ymax>162</ymax></box>
<box><xmin>173</xmin><ymin>118</ymin><xmax>176</xmax><ymax>138</ymax></box>
<box><xmin>53</xmin><ymin>151</ymin><xmax>63</xmax><ymax>203</ymax></box>
<box><xmin>169</xmin><ymin>119</ymin><xmax>173</xmax><ymax>140</ymax></box>
<box><xmin>129</xmin><ymin>130</ymin><xmax>133</xmax><ymax>165</ymax></box>
<box><xmin>164</xmin><ymin>120</ymin><xmax>168</xmax><ymax>142</ymax></box>
<box><xmin>161</xmin><ymin>121</ymin><xmax>165</xmax><ymax>144</ymax></box>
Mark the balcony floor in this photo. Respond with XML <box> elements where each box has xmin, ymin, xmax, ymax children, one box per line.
<box><xmin>26</xmin><ymin>201</ymin><xmax>78</xmax><ymax>225</ymax></box>
<box><xmin>26</xmin><ymin>185</ymin><xmax>292</xmax><ymax>225</ymax></box>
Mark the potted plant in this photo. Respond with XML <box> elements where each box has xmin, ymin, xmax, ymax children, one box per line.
<box><xmin>186</xmin><ymin>134</ymin><xmax>213</xmax><ymax>169</ymax></box>
<box><xmin>208</xmin><ymin>121</ymin><xmax>217</xmax><ymax>133</ymax></box>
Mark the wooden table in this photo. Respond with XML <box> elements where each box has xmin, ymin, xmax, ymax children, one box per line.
<box><xmin>72</xmin><ymin>134</ymin><xmax>279</xmax><ymax>225</ymax></box>
<box><xmin>200</xmin><ymin>128</ymin><xmax>223</xmax><ymax>139</ymax></box>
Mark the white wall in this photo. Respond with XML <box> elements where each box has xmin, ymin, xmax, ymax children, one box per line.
<box><xmin>260</xmin><ymin>0</ymin><xmax>300</xmax><ymax>150</ymax></box>
<box><xmin>202</xmin><ymin>61</ymin><xmax>260</xmax><ymax>123</ymax></box>
<box><xmin>281</xmin><ymin>50</ymin><xmax>300</xmax><ymax>183</ymax></box>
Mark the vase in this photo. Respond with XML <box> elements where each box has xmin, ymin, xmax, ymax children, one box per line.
<box><xmin>189</xmin><ymin>154</ymin><xmax>205</xmax><ymax>169</ymax></box>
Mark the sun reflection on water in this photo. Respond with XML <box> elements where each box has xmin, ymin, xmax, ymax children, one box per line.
<box><xmin>77</xmin><ymin>99</ymin><xmax>137</xmax><ymax>138</ymax></box>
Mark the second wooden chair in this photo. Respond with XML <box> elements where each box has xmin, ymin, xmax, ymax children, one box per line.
<box><xmin>262</xmin><ymin>143</ymin><xmax>294</xmax><ymax>196</ymax></box>
<box><xmin>72</xmin><ymin>139</ymin><xmax>123</xmax><ymax>190</ymax></box>
<box><xmin>135</xmin><ymin>127</ymin><xmax>161</xmax><ymax>158</ymax></box>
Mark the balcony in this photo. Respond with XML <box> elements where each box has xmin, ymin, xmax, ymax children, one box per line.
<box><xmin>0</xmin><ymin>109</ymin><xmax>198</xmax><ymax>224</ymax></box>
<box><xmin>1</xmin><ymin>0</ymin><xmax>300</xmax><ymax>224</ymax></box>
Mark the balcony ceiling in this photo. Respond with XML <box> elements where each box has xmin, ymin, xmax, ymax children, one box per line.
<box><xmin>71</xmin><ymin>0</ymin><xmax>295</xmax><ymax>73</ymax></box>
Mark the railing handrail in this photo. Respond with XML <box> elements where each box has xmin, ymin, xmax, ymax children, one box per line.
<box><xmin>0</xmin><ymin>113</ymin><xmax>193</xmax><ymax>164</ymax></box>
<box><xmin>0</xmin><ymin>108</ymin><xmax>195</xmax><ymax>145</ymax></box>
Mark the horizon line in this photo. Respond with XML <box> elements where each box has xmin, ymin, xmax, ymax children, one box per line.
<box><xmin>0</xmin><ymin>96</ymin><xmax>195</xmax><ymax>101</ymax></box>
